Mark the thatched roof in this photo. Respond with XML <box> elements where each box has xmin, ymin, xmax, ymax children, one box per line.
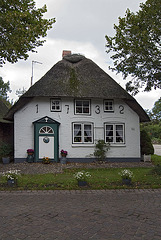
<box><xmin>4</xmin><ymin>54</ymin><xmax>149</xmax><ymax>122</ymax></box>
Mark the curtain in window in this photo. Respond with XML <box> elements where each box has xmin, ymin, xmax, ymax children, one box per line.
<box><xmin>106</xmin><ymin>125</ymin><xmax>113</xmax><ymax>142</ymax></box>
<box><xmin>74</xmin><ymin>124</ymin><xmax>82</xmax><ymax>142</ymax></box>
<box><xmin>84</xmin><ymin>124</ymin><xmax>92</xmax><ymax>142</ymax></box>
<box><xmin>116</xmin><ymin>125</ymin><xmax>123</xmax><ymax>142</ymax></box>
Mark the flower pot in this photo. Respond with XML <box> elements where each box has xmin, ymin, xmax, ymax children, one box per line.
<box><xmin>60</xmin><ymin>157</ymin><xmax>67</xmax><ymax>164</ymax></box>
<box><xmin>27</xmin><ymin>153</ymin><xmax>34</xmax><ymax>163</ymax></box>
<box><xmin>7</xmin><ymin>179</ymin><xmax>16</xmax><ymax>187</ymax></box>
<box><xmin>78</xmin><ymin>181</ymin><xmax>88</xmax><ymax>187</ymax></box>
<box><xmin>2</xmin><ymin>157</ymin><xmax>10</xmax><ymax>164</ymax></box>
<box><xmin>122</xmin><ymin>178</ymin><xmax>131</xmax><ymax>185</ymax></box>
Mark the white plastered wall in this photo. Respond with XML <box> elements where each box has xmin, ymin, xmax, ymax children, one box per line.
<box><xmin>14</xmin><ymin>97</ymin><xmax>140</xmax><ymax>160</ymax></box>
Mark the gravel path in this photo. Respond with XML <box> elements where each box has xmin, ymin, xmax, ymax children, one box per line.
<box><xmin>0</xmin><ymin>161</ymin><xmax>153</xmax><ymax>175</ymax></box>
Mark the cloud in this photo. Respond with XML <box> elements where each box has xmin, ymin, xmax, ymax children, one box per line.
<box><xmin>2</xmin><ymin>0</ymin><xmax>161</xmax><ymax>110</ymax></box>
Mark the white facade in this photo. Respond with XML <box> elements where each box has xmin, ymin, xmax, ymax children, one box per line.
<box><xmin>14</xmin><ymin>96</ymin><xmax>140</xmax><ymax>162</ymax></box>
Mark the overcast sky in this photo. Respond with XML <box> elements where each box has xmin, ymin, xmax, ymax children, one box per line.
<box><xmin>1</xmin><ymin>0</ymin><xmax>161</xmax><ymax>110</ymax></box>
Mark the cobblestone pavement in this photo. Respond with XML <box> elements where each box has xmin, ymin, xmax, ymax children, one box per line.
<box><xmin>1</xmin><ymin>189</ymin><xmax>161</xmax><ymax>240</ymax></box>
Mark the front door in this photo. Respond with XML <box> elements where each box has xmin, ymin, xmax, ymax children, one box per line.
<box><xmin>33</xmin><ymin>116</ymin><xmax>60</xmax><ymax>162</ymax></box>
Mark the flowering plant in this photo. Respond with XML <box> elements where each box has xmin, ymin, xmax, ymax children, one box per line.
<box><xmin>119</xmin><ymin>169</ymin><xmax>133</xmax><ymax>180</ymax></box>
<box><xmin>2</xmin><ymin>169</ymin><xmax>21</xmax><ymax>181</ymax></box>
<box><xmin>74</xmin><ymin>171</ymin><xmax>91</xmax><ymax>181</ymax></box>
<box><xmin>42</xmin><ymin>157</ymin><xmax>50</xmax><ymax>164</ymax></box>
<box><xmin>61</xmin><ymin>149</ymin><xmax>68</xmax><ymax>156</ymax></box>
<box><xmin>27</xmin><ymin>149</ymin><xmax>34</xmax><ymax>153</ymax></box>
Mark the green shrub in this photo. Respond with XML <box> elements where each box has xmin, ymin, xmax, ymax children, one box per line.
<box><xmin>0</xmin><ymin>142</ymin><xmax>12</xmax><ymax>158</ymax></box>
<box><xmin>94</xmin><ymin>140</ymin><xmax>110</xmax><ymax>162</ymax></box>
<box><xmin>140</xmin><ymin>129</ymin><xmax>154</xmax><ymax>155</ymax></box>
<box><xmin>151</xmin><ymin>165</ymin><xmax>161</xmax><ymax>175</ymax></box>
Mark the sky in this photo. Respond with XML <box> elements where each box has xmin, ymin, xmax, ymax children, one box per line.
<box><xmin>1</xmin><ymin>0</ymin><xmax>161</xmax><ymax>110</ymax></box>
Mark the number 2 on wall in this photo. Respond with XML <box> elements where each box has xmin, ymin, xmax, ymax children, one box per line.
<box><xmin>119</xmin><ymin>105</ymin><xmax>124</xmax><ymax>114</ymax></box>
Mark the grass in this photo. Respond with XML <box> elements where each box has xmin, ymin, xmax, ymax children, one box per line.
<box><xmin>1</xmin><ymin>154</ymin><xmax>161</xmax><ymax>191</ymax></box>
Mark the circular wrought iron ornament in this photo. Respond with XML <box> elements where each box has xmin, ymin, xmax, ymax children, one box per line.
<box><xmin>43</xmin><ymin>137</ymin><xmax>50</xmax><ymax>143</ymax></box>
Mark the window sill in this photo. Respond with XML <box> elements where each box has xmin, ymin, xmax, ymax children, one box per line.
<box><xmin>72</xmin><ymin>143</ymin><xmax>95</xmax><ymax>147</ymax></box>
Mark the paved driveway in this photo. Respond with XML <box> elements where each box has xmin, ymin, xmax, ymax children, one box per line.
<box><xmin>1</xmin><ymin>189</ymin><xmax>161</xmax><ymax>240</ymax></box>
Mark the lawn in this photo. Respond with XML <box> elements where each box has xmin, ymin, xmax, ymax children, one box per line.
<box><xmin>0</xmin><ymin>154</ymin><xmax>161</xmax><ymax>191</ymax></box>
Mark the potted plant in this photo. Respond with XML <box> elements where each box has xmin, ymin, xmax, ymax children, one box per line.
<box><xmin>2</xmin><ymin>169</ymin><xmax>21</xmax><ymax>186</ymax></box>
<box><xmin>60</xmin><ymin>149</ymin><xmax>68</xmax><ymax>164</ymax></box>
<box><xmin>0</xmin><ymin>142</ymin><xmax>12</xmax><ymax>164</ymax></box>
<box><xmin>26</xmin><ymin>149</ymin><xmax>34</xmax><ymax>163</ymax></box>
<box><xmin>42</xmin><ymin>156</ymin><xmax>50</xmax><ymax>164</ymax></box>
<box><xmin>119</xmin><ymin>169</ymin><xmax>133</xmax><ymax>185</ymax></box>
<box><xmin>74</xmin><ymin>171</ymin><xmax>91</xmax><ymax>186</ymax></box>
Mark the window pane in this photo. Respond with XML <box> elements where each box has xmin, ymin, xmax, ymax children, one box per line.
<box><xmin>106</xmin><ymin>125</ymin><xmax>113</xmax><ymax>142</ymax></box>
<box><xmin>84</xmin><ymin>124</ymin><xmax>92</xmax><ymax>142</ymax></box>
<box><xmin>75</xmin><ymin>100</ymin><xmax>90</xmax><ymax>114</ymax></box>
<box><xmin>74</xmin><ymin>124</ymin><xmax>82</xmax><ymax>142</ymax></box>
<box><xmin>51</xmin><ymin>99</ymin><xmax>61</xmax><ymax>111</ymax></box>
<box><xmin>116</xmin><ymin>125</ymin><xmax>124</xmax><ymax>142</ymax></box>
<box><xmin>104</xmin><ymin>100</ymin><xmax>113</xmax><ymax>111</ymax></box>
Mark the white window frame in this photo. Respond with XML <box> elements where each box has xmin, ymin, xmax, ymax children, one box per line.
<box><xmin>72</xmin><ymin>122</ymin><xmax>94</xmax><ymax>144</ymax></box>
<box><xmin>105</xmin><ymin>123</ymin><xmax>125</xmax><ymax>144</ymax></box>
<box><xmin>50</xmin><ymin>99</ymin><xmax>61</xmax><ymax>112</ymax></box>
<box><xmin>74</xmin><ymin>99</ymin><xmax>91</xmax><ymax>115</ymax></box>
<box><xmin>104</xmin><ymin>100</ymin><xmax>114</xmax><ymax>112</ymax></box>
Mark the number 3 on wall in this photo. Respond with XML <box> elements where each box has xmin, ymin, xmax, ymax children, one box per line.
<box><xmin>119</xmin><ymin>105</ymin><xmax>124</xmax><ymax>114</ymax></box>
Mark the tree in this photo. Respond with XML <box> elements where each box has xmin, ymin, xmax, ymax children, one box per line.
<box><xmin>0</xmin><ymin>76</ymin><xmax>12</xmax><ymax>107</ymax></box>
<box><xmin>150</xmin><ymin>97</ymin><xmax>161</xmax><ymax>122</ymax></box>
<box><xmin>105</xmin><ymin>0</ymin><xmax>161</xmax><ymax>95</ymax></box>
<box><xmin>0</xmin><ymin>77</ymin><xmax>10</xmax><ymax>100</ymax></box>
<box><xmin>0</xmin><ymin>0</ymin><xmax>55</xmax><ymax>65</ymax></box>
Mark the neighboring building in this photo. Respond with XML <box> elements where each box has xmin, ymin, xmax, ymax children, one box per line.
<box><xmin>0</xmin><ymin>99</ymin><xmax>13</xmax><ymax>145</ymax></box>
<box><xmin>5</xmin><ymin>52</ymin><xmax>149</xmax><ymax>163</ymax></box>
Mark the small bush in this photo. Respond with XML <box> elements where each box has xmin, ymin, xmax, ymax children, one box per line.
<box><xmin>151</xmin><ymin>165</ymin><xmax>161</xmax><ymax>175</ymax></box>
<box><xmin>94</xmin><ymin>140</ymin><xmax>110</xmax><ymax>162</ymax></box>
<box><xmin>140</xmin><ymin>129</ymin><xmax>154</xmax><ymax>155</ymax></box>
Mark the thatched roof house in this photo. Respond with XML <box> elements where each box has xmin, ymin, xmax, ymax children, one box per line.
<box><xmin>5</xmin><ymin>54</ymin><xmax>149</xmax><ymax>122</ymax></box>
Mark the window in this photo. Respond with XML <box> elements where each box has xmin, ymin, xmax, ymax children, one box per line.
<box><xmin>73</xmin><ymin>123</ymin><xmax>93</xmax><ymax>143</ymax></box>
<box><xmin>75</xmin><ymin>100</ymin><xmax>90</xmax><ymax>114</ymax></box>
<box><xmin>105</xmin><ymin>123</ymin><xmax>124</xmax><ymax>144</ymax></box>
<box><xmin>104</xmin><ymin>100</ymin><xmax>114</xmax><ymax>112</ymax></box>
<box><xmin>51</xmin><ymin>99</ymin><xmax>61</xmax><ymax>112</ymax></box>
<box><xmin>39</xmin><ymin>126</ymin><xmax>54</xmax><ymax>134</ymax></box>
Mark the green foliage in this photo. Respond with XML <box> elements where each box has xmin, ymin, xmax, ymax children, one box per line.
<box><xmin>0</xmin><ymin>77</ymin><xmax>10</xmax><ymax>100</ymax></box>
<box><xmin>105</xmin><ymin>0</ymin><xmax>161</xmax><ymax>95</ymax></box>
<box><xmin>94</xmin><ymin>140</ymin><xmax>110</xmax><ymax>162</ymax></box>
<box><xmin>151</xmin><ymin>164</ymin><xmax>161</xmax><ymax>175</ymax></box>
<box><xmin>141</xmin><ymin>122</ymin><xmax>161</xmax><ymax>144</ymax></box>
<box><xmin>140</xmin><ymin>129</ymin><xmax>154</xmax><ymax>155</ymax></box>
<box><xmin>151</xmin><ymin>154</ymin><xmax>161</xmax><ymax>165</ymax></box>
<box><xmin>150</xmin><ymin>97</ymin><xmax>161</xmax><ymax>122</ymax></box>
<box><xmin>1</xmin><ymin>167</ymin><xmax>161</xmax><ymax>190</ymax></box>
<box><xmin>0</xmin><ymin>0</ymin><xmax>55</xmax><ymax>65</ymax></box>
<box><xmin>0</xmin><ymin>142</ymin><xmax>12</xmax><ymax>158</ymax></box>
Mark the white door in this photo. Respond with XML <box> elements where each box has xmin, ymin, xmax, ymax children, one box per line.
<box><xmin>39</xmin><ymin>136</ymin><xmax>54</xmax><ymax>159</ymax></box>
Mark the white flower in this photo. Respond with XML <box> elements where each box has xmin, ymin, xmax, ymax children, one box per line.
<box><xmin>119</xmin><ymin>169</ymin><xmax>133</xmax><ymax>179</ymax></box>
<box><xmin>2</xmin><ymin>169</ymin><xmax>21</xmax><ymax>180</ymax></box>
<box><xmin>74</xmin><ymin>171</ymin><xmax>91</xmax><ymax>181</ymax></box>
